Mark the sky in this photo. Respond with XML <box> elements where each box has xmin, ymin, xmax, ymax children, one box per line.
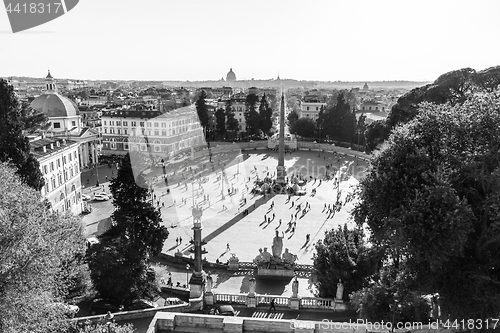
<box><xmin>1</xmin><ymin>0</ymin><xmax>500</xmax><ymax>82</ymax></box>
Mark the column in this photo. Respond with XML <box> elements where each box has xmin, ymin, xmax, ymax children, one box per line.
<box><xmin>78</xmin><ymin>145</ymin><xmax>84</xmax><ymax>169</ymax></box>
<box><xmin>94</xmin><ymin>142</ymin><xmax>99</xmax><ymax>165</ymax></box>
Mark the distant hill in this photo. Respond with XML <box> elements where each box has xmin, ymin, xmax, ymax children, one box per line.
<box><xmin>3</xmin><ymin>76</ymin><xmax>428</xmax><ymax>90</ymax></box>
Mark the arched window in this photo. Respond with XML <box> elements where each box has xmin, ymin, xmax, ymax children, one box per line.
<box><xmin>153</xmin><ymin>140</ymin><xmax>161</xmax><ymax>152</ymax></box>
<box><xmin>60</xmin><ymin>193</ymin><xmax>65</xmax><ymax>201</ymax></box>
<box><xmin>71</xmin><ymin>184</ymin><xmax>76</xmax><ymax>192</ymax></box>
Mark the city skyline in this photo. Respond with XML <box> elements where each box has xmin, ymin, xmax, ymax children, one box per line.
<box><xmin>1</xmin><ymin>0</ymin><xmax>499</xmax><ymax>82</ymax></box>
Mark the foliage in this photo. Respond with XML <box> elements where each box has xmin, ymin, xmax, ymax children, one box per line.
<box><xmin>215</xmin><ymin>108</ymin><xmax>226</xmax><ymax>138</ymax></box>
<box><xmin>364</xmin><ymin>120</ymin><xmax>390</xmax><ymax>153</ymax></box>
<box><xmin>245</xmin><ymin>93</ymin><xmax>260</xmax><ymax>135</ymax></box>
<box><xmin>0</xmin><ymin>162</ymin><xmax>89</xmax><ymax>333</ymax></box>
<box><xmin>0</xmin><ymin>79</ymin><xmax>45</xmax><ymax>191</ymax></box>
<box><xmin>318</xmin><ymin>91</ymin><xmax>357</xmax><ymax>143</ymax></box>
<box><xmin>350</xmin><ymin>267</ymin><xmax>431</xmax><ymax>324</ymax></box>
<box><xmin>225</xmin><ymin>100</ymin><xmax>239</xmax><ymax>140</ymax></box>
<box><xmin>20</xmin><ymin>101</ymin><xmax>50</xmax><ymax>133</ymax></box>
<box><xmin>195</xmin><ymin>90</ymin><xmax>209</xmax><ymax>130</ymax></box>
<box><xmin>353</xmin><ymin>92</ymin><xmax>500</xmax><ymax>321</ymax></box>
<box><xmin>365</xmin><ymin>66</ymin><xmax>500</xmax><ymax>150</ymax></box>
<box><xmin>72</xmin><ymin>320</ymin><xmax>136</xmax><ymax>333</ymax></box>
<box><xmin>313</xmin><ymin>225</ymin><xmax>379</xmax><ymax>300</ymax></box>
<box><xmin>356</xmin><ymin>113</ymin><xmax>367</xmax><ymax>146</ymax></box>
<box><xmin>259</xmin><ymin>95</ymin><xmax>273</xmax><ymax>135</ymax></box>
<box><xmin>287</xmin><ymin>110</ymin><xmax>299</xmax><ymax>134</ymax></box>
<box><xmin>293</xmin><ymin>117</ymin><xmax>316</xmax><ymax>138</ymax></box>
<box><xmin>87</xmin><ymin>153</ymin><xmax>168</xmax><ymax>304</ymax></box>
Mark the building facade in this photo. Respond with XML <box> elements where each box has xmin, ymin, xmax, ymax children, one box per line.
<box><xmin>299</xmin><ymin>101</ymin><xmax>327</xmax><ymax>121</ymax></box>
<box><xmin>100</xmin><ymin>105</ymin><xmax>205</xmax><ymax>156</ymax></box>
<box><xmin>31</xmin><ymin>137</ymin><xmax>83</xmax><ymax>215</ymax></box>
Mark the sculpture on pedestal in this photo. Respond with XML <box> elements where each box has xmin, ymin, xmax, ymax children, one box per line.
<box><xmin>248</xmin><ymin>276</ymin><xmax>256</xmax><ymax>297</ymax></box>
<box><xmin>292</xmin><ymin>276</ymin><xmax>299</xmax><ymax>298</ymax></box>
<box><xmin>272</xmin><ymin>230</ymin><xmax>284</xmax><ymax>258</ymax></box>
<box><xmin>205</xmin><ymin>273</ymin><xmax>213</xmax><ymax>293</ymax></box>
<box><xmin>336</xmin><ymin>279</ymin><xmax>344</xmax><ymax>301</ymax></box>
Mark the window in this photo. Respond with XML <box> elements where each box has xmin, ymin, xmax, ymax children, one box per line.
<box><xmin>154</xmin><ymin>122</ymin><xmax>159</xmax><ymax>127</ymax></box>
<box><xmin>74</xmin><ymin>165</ymin><xmax>78</xmax><ymax>174</ymax></box>
<box><xmin>154</xmin><ymin>130</ymin><xmax>159</xmax><ymax>136</ymax></box>
<box><xmin>51</xmin><ymin>178</ymin><xmax>56</xmax><ymax>188</ymax></box>
<box><xmin>43</xmin><ymin>165</ymin><xmax>48</xmax><ymax>174</ymax></box>
<box><xmin>110</xmin><ymin>128</ymin><xmax>114</xmax><ymax>134</ymax></box>
<box><xmin>147</xmin><ymin>122</ymin><xmax>151</xmax><ymax>127</ymax></box>
<box><xmin>64</xmin><ymin>170</ymin><xmax>68</xmax><ymax>181</ymax></box>
<box><xmin>70</xmin><ymin>168</ymin><xmax>73</xmax><ymax>178</ymax></box>
<box><xmin>124</xmin><ymin>129</ymin><xmax>128</xmax><ymax>135</ymax></box>
<box><xmin>110</xmin><ymin>121</ymin><xmax>114</xmax><ymax>126</ymax></box>
<box><xmin>306</xmin><ymin>107</ymin><xmax>310</xmax><ymax>111</ymax></box>
<box><xmin>58</xmin><ymin>174</ymin><xmax>62</xmax><ymax>185</ymax></box>
<box><xmin>104</xmin><ymin>120</ymin><xmax>107</xmax><ymax>125</ymax></box>
<box><xmin>132</xmin><ymin>121</ymin><xmax>136</xmax><ymax>126</ymax></box>
<box><xmin>117</xmin><ymin>129</ymin><xmax>121</xmax><ymax>134</ymax></box>
<box><xmin>369</xmin><ymin>107</ymin><xmax>372</xmax><ymax>110</ymax></box>
<box><xmin>124</xmin><ymin>143</ymin><xmax>129</xmax><ymax>150</ymax></box>
<box><xmin>161</xmin><ymin>123</ymin><xmax>166</xmax><ymax>128</ymax></box>
<box><xmin>104</xmin><ymin>128</ymin><xmax>107</xmax><ymax>134</ymax></box>
<box><xmin>63</xmin><ymin>156</ymin><xmax>66</xmax><ymax>164</ymax></box>
<box><xmin>140</xmin><ymin>122</ymin><xmax>145</xmax><ymax>127</ymax></box>
<box><xmin>57</xmin><ymin>159</ymin><xmax>60</xmax><ymax>168</ymax></box>
<box><xmin>162</xmin><ymin>130</ymin><xmax>167</xmax><ymax>136</ymax></box>
<box><xmin>53</xmin><ymin>122</ymin><xmax>61</xmax><ymax>128</ymax></box>
<box><xmin>116</xmin><ymin>121</ymin><xmax>121</xmax><ymax>126</ymax></box>
<box><xmin>71</xmin><ymin>184</ymin><xmax>75</xmax><ymax>192</ymax></box>
<box><xmin>74</xmin><ymin>151</ymin><xmax>77</xmax><ymax>159</ymax></box>
<box><xmin>123</xmin><ymin>121</ymin><xmax>128</xmax><ymax>126</ymax></box>
<box><xmin>50</xmin><ymin>162</ymin><xmax>54</xmax><ymax>171</ymax></box>
<box><xmin>72</xmin><ymin>121</ymin><xmax>76</xmax><ymax>126</ymax></box>
<box><xmin>316</xmin><ymin>107</ymin><xmax>319</xmax><ymax>111</ymax></box>
<box><xmin>148</xmin><ymin>130</ymin><xmax>152</xmax><ymax>136</ymax></box>
<box><xmin>44</xmin><ymin>182</ymin><xmax>49</xmax><ymax>193</ymax></box>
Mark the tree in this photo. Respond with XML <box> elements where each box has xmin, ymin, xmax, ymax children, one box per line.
<box><xmin>287</xmin><ymin>110</ymin><xmax>299</xmax><ymax>134</ymax></box>
<box><xmin>364</xmin><ymin>120</ymin><xmax>390</xmax><ymax>153</ymax></box>
<box><xmin>259</xmin><ymin>95</ymin><xmax>273</xmax><ymax>136</ymax></box>
<box><xmin>366</xmin><ymin>66</ymin><xmax>500</xmax><ymax>151</ymax></box>
<box><xmin>195</xmin><ymin>90</ymin><xmax>209</xmax><ymax>135</ymax></box>
<box><xmin>313</xmin><ymin>225</ymin><xmax>379</xmax><ymax>301</ymax></box>
<box><xmin>245</xmin><ymin>93</ymin><xmax>260</xmax><ymax>136</ymax></box>
<box><xmin>225</xmin><ymin>100</ymin><xmax>239</xmax><ymax>140</ymax></box>
<box><xmin>0</xmin><ymin>79</ymin><xmax>45</xmax><ymax>191</ymax></box>
<box><xmin>353</xmin><ymin>92</ymin><xmax>500</xmax><ymax>322</ymax></box>
<box><xmin>215</xmin><ymin>108</ymin><xmax>226</xmax><ymax>139</ymax></box>
<box><xmin>293</xmin><ymin>117</ymin><xmax>316</xmax><ymax>138</ymax></box>
<box><xmin>20</xmin><ymin>101</ymin><xmax>50</xmax><ymax>133</ymax></box>
<box><xmin>356</xmin><ymin>113</ymin><xmax>367</xmax><ymax>146</ymax></box>
<box><xmin>73</xmin><ymin>320</ymin><xmax>136</xmax><ymax>333</ymax></box>
<box><xmin>0</xmin><ymin>162</ymin><xmax>89</xmax><ymax>333</ymax></box>
<box><xmin>87</xmin><ymin>153</ymin><xmax>168</xmax><ymax>304</ymax></box>
<box><xmin>320</xmin><ymin>91</ymin><xmax>357</xmax><ymax>143</ymax></box>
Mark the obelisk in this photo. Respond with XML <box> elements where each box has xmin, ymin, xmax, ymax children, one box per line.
<box><xmin>276</xmin><ymin>93</ymin><xmax>286</xmax><ymax>185</ymax></box>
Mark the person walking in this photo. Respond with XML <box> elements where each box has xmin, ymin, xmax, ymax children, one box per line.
<box><xmin>269</xmin><ymin>298</ymin><xmax>276</xmax><ymax>311</ymax></box>
<box><xmin>226</xmin><ymin>243</ymin><xmax>230</xmax><ymax>251</ymax></box>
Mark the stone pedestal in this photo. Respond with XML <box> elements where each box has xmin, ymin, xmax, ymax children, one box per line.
<box><xmin>228</xmin><ymin>254</ymin><xmax>240</xmax><ymax>270</ymax></box>
<box><xmin>189</xmin><ymin>272</ymin><xmax>205</xmax><ymax>299</ymax></box>
<box><xmin>276</xmin><ymin>166</ymin><xmax>286</xmax><ymax>185</ymax></box>
<box><xmin>289</xmin><ymin>297</ymin><xmax>300</xmax><ymax>310</ymax></box>
<box><xmin>204</xmin><ymin>291</ymin><xmax>214</xmax><ymax>305</ymax></box>
<box><xmin>334</xmin><ymin>300</ymin><xmax>348</xmax><ymax>311</ymax></box>
<box><xmin>246</xmin><ymin>296</ymin><xmax>257</xmax><ymax>308</ymax></box>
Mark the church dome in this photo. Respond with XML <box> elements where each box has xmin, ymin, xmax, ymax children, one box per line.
<box><xmin>30</xmin><ymin>92</ymin><xmax>80</xmax><ymax>118</ymax></box>
<box><xmin>226</xmin><ymin>68</ymin><xmax>236</xmax><ymax>82</ymax></box>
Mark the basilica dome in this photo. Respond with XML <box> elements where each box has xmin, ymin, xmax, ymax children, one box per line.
<box><xmin>30</xmin><ymin>92</ymin><xmax>80</xmax><ymax>118</ymax></box>
<box><xmin>30</xmin><ymin>71</ymin><xmax>80</xmax><ymax>118</ymax></box>
<box><xmin>226</xmin><ymin>68</ymin><xmax>236</xmax><ymax>82</ymax></box>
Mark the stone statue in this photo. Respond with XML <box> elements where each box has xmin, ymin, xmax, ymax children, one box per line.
<box><xmin>205</xmin><ymin>273</ymin><xmax>213</xmax><ymax>293</ymax></box>
<box><xmin>261</xmin><ymin>247</ymin><xmax>272</xmax><ymax>262</ymax></box>
<box><xmin>253</xmin><ymin>248</ymin><xmax>263</xmax><ymax>265</ymax></box>
<box><xmin>336</xmin><ymin>279</ymin><xmax>344</xmax><ymax>301</ymax></box>
<box><xmin>248</xmin><ymin>276</ymin><xmax>256</xmax><ymax>297</ymax></box>
<box><xmin>272</xmin><ymin>230</ymin><xmax>284</xmax><ymax>258</ymax></box>
<box><xmin>292</xmin><ymin>276</ymin><xmax>299</xmax><ymax>298</ymax></box>
<box><xmin>282</xmin><ymin>248</ymin><xmax>297</xmax><ymax>265</ymax></box>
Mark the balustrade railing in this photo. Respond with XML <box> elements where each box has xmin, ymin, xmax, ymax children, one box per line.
<box><xmin>300</xmin><ymin>297</ymin><xmax>335</xmax><ymax>310</ymax></box>
<box><xmin>215</xmin><ymin>293</ymin><xmax>248</xmax><ymax>305</ymax></box>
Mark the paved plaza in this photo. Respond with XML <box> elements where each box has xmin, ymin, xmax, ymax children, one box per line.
<box><xmin>80</xmin><ymin>148</ymin><xmax>369</xmax><ymax>298</ymax></box>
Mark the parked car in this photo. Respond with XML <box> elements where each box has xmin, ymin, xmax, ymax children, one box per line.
<box><xmin>94</xmin><ymin>191</ymin><xmax>111</xmax><ymax>197</ymax></box>
<box><xmin>49</xmin><ymin>302</ymin><xmax>79</xmax><ymax>318</ymax></box>
<box><xmin>163</xmin><ymin>297</ymin><xmax>187</xmax><ymax>306</ymax></box>
<box><xmin>93</xmin><ymin>194</ymin><xmax>109</xmax><ymax>201</ymax></box>
<box><xmin>209</xmin><ymin>305</ymin><xmax>236</xmax><ymax>316</ymax></box>
<box><xmin>82</xmin><ymin>193</ymin><xmax>91</xmax><ymax>201</ymax></box>
<box><xmin>90</xmin><ymin>298</ymin><xmax>123</xmax><ymax>315</ymax></box>
<box><xmin>125</xmin><ymin>299</ymin><xmax>158</xmax><ymax>311</ymax></box>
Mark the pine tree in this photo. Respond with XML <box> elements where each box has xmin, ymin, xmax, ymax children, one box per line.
<box><xmin>259</xmin><ymin>94</ymin><xmax>273</xmax><ymax>135</ymax></box>
<box><xmin>225</xmin><ymin>100</ymin><xmax>239</xmax><ymax>140</ymax></box>
<box><xmin>195</xmin><ymin>90</ymin><xmax>209</xmax><ymax>136</ymax></box>
<box><xmin>0</xmin><ymin>79</ymin><xmax>44</xmax><ymax>191</ymax></box>
<box><xmin>88</xmin><ymin>153</ymin><xmax>168</xmax><ymax>303</ymax></box>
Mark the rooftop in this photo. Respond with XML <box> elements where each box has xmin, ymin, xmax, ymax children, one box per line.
<box><xmin>30</xmin><ymin>137</ymin><xmax>78</xmax><ymax>159</ymax></box>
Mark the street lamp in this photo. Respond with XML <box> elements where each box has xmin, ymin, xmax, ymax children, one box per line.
<box><xmin>186</xmin><ymin>264</ymin><xmax>190</xmax><ymax>287</ymax></box>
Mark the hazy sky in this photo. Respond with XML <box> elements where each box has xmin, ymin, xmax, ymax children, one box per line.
<box><xmin>1</xmin><ymin>0</ymin><xmax>499</xmax><ymax>82</ymax></box>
